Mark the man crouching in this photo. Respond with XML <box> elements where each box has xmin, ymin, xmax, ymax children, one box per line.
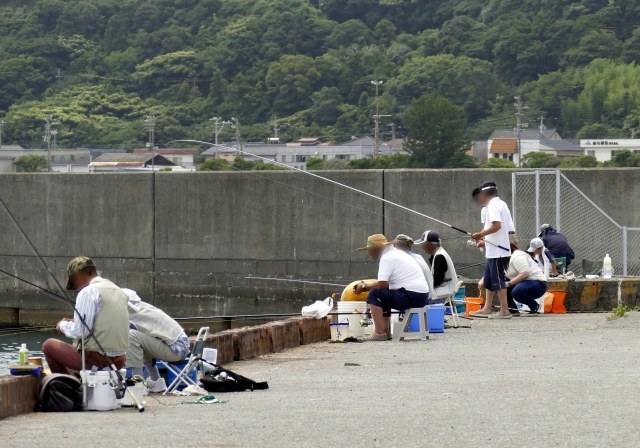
<box><xmin>354</xmin><ymin>234</ymin><xmax>429</xmax><ymax>341</ymax></box>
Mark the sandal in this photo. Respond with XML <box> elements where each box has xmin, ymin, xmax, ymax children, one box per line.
<box><xmin>363</xmin><ymin>332</ymin><xmax>390</xmax><ymax>341</ymax></box>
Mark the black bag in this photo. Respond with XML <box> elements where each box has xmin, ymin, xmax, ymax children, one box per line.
<box><xmin>38</xmin><ymin>374</ymin><xmax>83</xmax><ymax>412</ymax></box>
<box><xmin>199</xmin><ymin>362</ymin><xmax>268</xmax><ymax>393</ymax></box>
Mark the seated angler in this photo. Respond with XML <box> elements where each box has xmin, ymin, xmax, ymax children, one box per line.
<box><xmin>354</xmin><ymin>234</ymin><xmax>429</xmax><ymax>341</ymax></box>
<box><xmin>43</xmin><ymin>257</ymin><xmax>129</xmax><ymax>374</ymax></box>
<box><xmin>122</xmin><ymin>288</ymin><xmax>190</xmax><ymax>393</ymax></box>
<box><xmin>414</xmin><ymin>230</ymin><xmax>458</xmax><ymax>304</ymax></box>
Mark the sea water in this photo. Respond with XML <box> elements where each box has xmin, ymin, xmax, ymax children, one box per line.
<box><xmin>0</xmin><ymin>331</ymin><xmax>68</xmax><ymax>375</ymax></box>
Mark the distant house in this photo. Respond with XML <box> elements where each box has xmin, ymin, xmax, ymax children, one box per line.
<box><xmin>487</xmin><ymin>128</ymin><xmax>580</xmax><ymax>165</ymax></box>
<box><xmin>0</xmin><ymin>147</ymin><xmax>125</xmax><ymax>173</ymax></box>
<box><xmin>579</xmin><ymin>139</ymin><xmax>640</xmax><ymax>162</ymax></box>
<box><xmin>89</xmin><ymin>153</ymin><xmax>175</xmax><ymax>172</ymax></box>
<box><xmin>132</xmin><ymin>148</ymin><xmax>198</xmax><ymax>168</ymax></box>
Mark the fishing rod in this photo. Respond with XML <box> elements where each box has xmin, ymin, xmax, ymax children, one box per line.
<box><xmin>0</xmin><ymin>199</ymin><xmax>144</xmax><ymax>412</ymax></box>
<box><xmin>167</xmin><ymin>140</ymin><xmax>510</xmax><ymax>252</ymax></box>
<box><xmin>455</xmin><ymin>262</ymin><xmax>486</xmax><ymax>271</ymax></box>
<box><xmin>245</xmin><ymin>276</ymin><xmax>347</xmax><ymax>288</ymax></box>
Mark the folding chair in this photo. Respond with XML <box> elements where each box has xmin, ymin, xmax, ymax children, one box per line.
<box><xmin>443</xmin><ymin>281</ymin><xmax>463</xmax><ymax>328</ymax></box>
<box><xmin>162</xmin><ymin>327</ymin><xmax>209</xmax><ymax>395</ymax></box>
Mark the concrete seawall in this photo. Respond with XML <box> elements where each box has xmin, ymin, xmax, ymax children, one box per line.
<box><xmin>0</xmin><ymin>169</ymin><xmax>638</xmax><ymax>324</ymax></box>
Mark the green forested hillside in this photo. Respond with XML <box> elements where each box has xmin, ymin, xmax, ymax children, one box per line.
<box><xmin>1</xmin><ymin>0</ymin><xmax>640</xmax><ymax>150</ymax></box>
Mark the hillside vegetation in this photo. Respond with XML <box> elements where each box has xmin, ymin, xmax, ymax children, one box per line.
<box><xmin>1</xmin><ymin>0</ymin><xmax>640</xmax><ymax>150</ymax></box>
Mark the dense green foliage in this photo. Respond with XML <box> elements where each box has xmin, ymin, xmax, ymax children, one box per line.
<box><xmin>2</xmin><ymin>0</ymin><xmax>640</xmax><ymax>156</ymax></box>
<box><xmin>199</xmin><ymin>155</ymin><xmax>287</xmax><ymax>171</ymax></box>
<box><xmin>12</xmin><ymin>154</ymin><xmax>48</xmax><ymax>171</ymax></box>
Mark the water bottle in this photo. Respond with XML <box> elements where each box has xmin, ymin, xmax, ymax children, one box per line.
<box><xmin>19</xmin><ymin>343</ymin><xmax>29</xmax><ymax>365</ymax></box>
<box><xmin>603</xmin><ymin>254</ymin><xmax>612</xmax><ymax>278</ymax></box>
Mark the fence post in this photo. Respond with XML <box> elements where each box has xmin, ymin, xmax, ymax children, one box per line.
<box><xmin>623</xmin><ymin>226</ymin><xmax>628</xmax><ymax>276</ymax></box>
<box><xmin>535</xmin><ymin>170</ymin><xmax>540</xmax><ymax>232</ymax></box>
<box><xmin>512</xmin><ymin>172</ymin><xmax>517</xmax><ymax>230</ymax></box>
<box><xmin>555</xmin><ymin>170</ymin><xmax>561</xmax><ymax>232</ymax></box>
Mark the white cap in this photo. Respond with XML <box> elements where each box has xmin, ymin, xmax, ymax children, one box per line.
<box><xmin>527</xmin><ymin>238</ymin><xmax>544</xmax><ymax>253</ymax></box>
<box><xmin>21</xmin><ymin>343</ymin><xmax>27</xmax><ymax>349</ymax></box>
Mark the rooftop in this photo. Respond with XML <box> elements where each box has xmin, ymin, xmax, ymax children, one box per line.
<box><xmin>89</xmin><ymin>153</ymin><xmax>175</xmax><ymax>166</ymax></box>
<box><xmin>490</xmin><ymin>138</ymin><xmax>518</xmax><ymax>154</ymax></box>
<box><xmin>489</xmin><ymin>128</ymin><xmax>559</xmax><ymax>140</ymax></box>
<box><xmin>133</xmin><ymin>149</ymin><xmax>198</xmax><ymax>155</ymax></box>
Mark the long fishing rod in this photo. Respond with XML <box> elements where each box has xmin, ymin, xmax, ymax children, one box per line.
<box><xmin>0</xmin><ymin>199</ymin><xmax>144</xmax><ymax>412</ymax></box>
<box><xmin>167</xmin><ymin>140</ymin><xmax>509</xmax><ymax>252</ymax></box>
<box><xmin>245</xmin><ymin>276</ymin><xmax>347</xmax><ymax>288</ymax></box>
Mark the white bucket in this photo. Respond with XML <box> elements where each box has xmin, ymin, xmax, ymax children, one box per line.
<box><xmin>336</xmin><ymin>301</ymin><xmax>367</xmax><ymax>338</ymax></box>
<box><xmin>203</xmin><ymin>348</ymin><xmax>218</xmax><ymax>365</ymax></box>
<box><xmin>330</xmin><ymin>322</ymin><xmax>349</xmax><ymax>341</ymax></box>
<box><xmin>83</xmin><ymin>370</ymin><xmax>118</xmax><ymax>411</ymax></box>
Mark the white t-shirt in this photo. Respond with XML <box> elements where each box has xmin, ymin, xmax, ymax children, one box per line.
<box><xmin>409</xmin><ymin>252</ymin><xmax>434</xmax><ymax>294</ymax></box>
<box><xmin>378</xmin><ymin>246</ymin><xmax>428</xmax><ymax>293</ymax></box>
<box><xmin>481</xmin><ymin>196</ymin><xmax>513</xmax><ymax>259</ymax></box>
<box><xmin>507</xmin><ymin>250</ymin><xmax>546</xmax><ymax>282</ymax></box>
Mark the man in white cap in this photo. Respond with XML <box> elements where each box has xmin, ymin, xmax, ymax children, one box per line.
<box><xmin>415</xmin><ymin>230</ymin><xmax>458</xmax><ymax>304</ymax></box>
<box><xmin>393</xmin><ymin>234</ymin><xmax>435</xmax><ymax>295</ymax></box>
<box><xmin>354</xmin><ymin>234</ymin><xmax>429</xmax><ymax>341</ymax></box>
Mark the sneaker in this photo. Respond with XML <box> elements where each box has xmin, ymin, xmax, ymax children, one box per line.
<box><xmin>363</xmin><ymin>332</ymin><xmax>390</xmax><ymax>341</ymax></box>
<box><xmin>147</xmin><ymin>377</ymin><xmax>167</xmax><ymax>393</ymax></box>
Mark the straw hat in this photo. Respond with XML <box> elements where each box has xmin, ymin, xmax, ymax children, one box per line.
<box><xmin>356</xmin><ymin>234</ymin><xmax>393</xmax><ymax>251</ymax></box>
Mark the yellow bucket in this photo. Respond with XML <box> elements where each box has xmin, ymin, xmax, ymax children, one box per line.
<box><xmin>340</xmin><ymin>280</ymin><xmax>376</xmax><ymax>302</ymax></box>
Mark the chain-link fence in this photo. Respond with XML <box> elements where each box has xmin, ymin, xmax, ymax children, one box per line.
<box><xmin>513</xmin><ymin>171</ymin><xmax>638</xmax><ymax>277</ymax></box>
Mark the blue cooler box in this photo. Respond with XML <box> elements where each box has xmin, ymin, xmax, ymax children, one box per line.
<box><xmin>159</xmin><ymin>360</ymin><xmax>198</xmax><ymax>390</ymax></box>
<box><xmin>409</xmin><ymin>304</ymin><xmax>445</xmax><ymax>333</ymax></box>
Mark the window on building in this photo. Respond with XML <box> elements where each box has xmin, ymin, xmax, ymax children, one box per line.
<box><xmin>60</xmin><ymin>155</ymin><xmax>65</xmax><ymax>162</ymax></box>
<box><xmin>70</xmin><ymin>155</ymin><xmax>75</xmax><ymax>162</ymax></box>
<box><xmin>611</xmin><ymin>150</ymin><xmax>617</xmax><ymax>158</ymax></box>
<box><xmin>634</xmin><ymin>150</ymin><xmax>640</xmax><ymax>154</ymax></box>
<box><xmin>587</xmin><ymin>150</ymin><xmax>595</xmax><ymax>156</ymax></box>
<box><xmin>508</xmin><ymin>154</ymin><xmax>513</xmax><ymax>162</ymax></box>
<box><xmin>50</xmin><ymin>156</ymin><xmax>55</xmax><ymax>162</ymax></box>
<box><xmin>336</xmin><ymin>155</ymin><xmax>351</xmax><ymax>161</ymax></box>
<box><xmin>493</xmin><ymin>154</ymin><xmax>499</xmax><ymax>158</ymax></box>
<box><xmin>174</xmin><ymin>157</ymin><xmax>182</xmax><ymax>166</ymax></box>
<box><xmin>322</xmin><ymin>155</ymin><xmax>327</xmax><ymax>160</ymax></box>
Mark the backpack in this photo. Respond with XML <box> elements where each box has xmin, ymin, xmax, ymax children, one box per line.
<box><xmin>38</xmin><ymin>374</ymin><xmax>83</xmax><ymax>412</ymax></box>
<box><xmin>199</xmin><ymin>362</ymin><xmax>268</xmax><ymax>393</ymax></box>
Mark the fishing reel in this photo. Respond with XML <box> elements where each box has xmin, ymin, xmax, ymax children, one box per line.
<box><xmin>359</xmin><ymin>318</ymin><xmax>373</xmax><ymax>327</ymax></box>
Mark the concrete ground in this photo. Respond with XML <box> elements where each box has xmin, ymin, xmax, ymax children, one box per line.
<box><xmin>1</xmin><ymin>312</ymin><xmax>640</xmax><ymax>447</ymax></box>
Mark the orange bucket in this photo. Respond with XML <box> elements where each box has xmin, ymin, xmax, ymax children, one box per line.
<box><xmin>548</xmin><ymin>290</ymin><xmax>567</xmax><ymax>314</ymax></box>
<box><xmin>465</xmin><ymin>297</ymin><xmax>483</xmax><ymax>316</ymax></box>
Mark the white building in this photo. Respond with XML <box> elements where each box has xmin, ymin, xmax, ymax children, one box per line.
<box><xmin>201</xmin><ymin>137</ymin><xmax>408</xmax><ymax>170</ymax></box>
<box><xmin>579</xmin><ymin>139</ymin><xmax>640</xmax><ymax>162</ymax></box>
<box><xmin>89</xmin><ymin>153</ymin><xmax>176</xmax><ymax>172</ymax></box>
<box><xmin>0</xmin><ymin>147</ymin><xmax>126</xmax><ymax>173</ymax></box>
<box><xmin>488</xmin><ymin>128</ymin><xmax>582</xmax><ymax>165</ymax></box>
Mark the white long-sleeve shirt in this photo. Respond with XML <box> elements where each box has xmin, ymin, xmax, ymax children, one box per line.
<box><xmin>59</xmin><ymin>277</ymin><xmax>126</xmax><ymax>357</ymax></box>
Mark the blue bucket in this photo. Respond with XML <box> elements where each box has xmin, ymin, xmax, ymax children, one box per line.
<box><xmin>409</xmin><ymin>304</ymin><xmax>445</xmax><ymax>333</ymax></box>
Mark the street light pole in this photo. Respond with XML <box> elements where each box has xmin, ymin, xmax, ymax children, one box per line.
<box><xmin>0</xmin><ymin>120</ymin><xmax>5</xmax><ymax>150</ymax></box>
<box><xmin>43</xmin><ymin>115</ymin><xmax>56</xmax><ymax>172</ymax></box>
<box><xmin>371</xmin><ymin>80</ymin><xmax>384</xmax><ymax>158</ymax></box>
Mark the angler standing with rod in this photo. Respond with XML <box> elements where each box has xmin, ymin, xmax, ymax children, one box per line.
<box><xmin>43</xmin><ymin>257</ymin><xmax>130</xmax><ymax>374</ymax></box>
<box><xmin>470</xmin><ymin>182</ymin><xmax>514</xmax><ymax>319</ymax></box>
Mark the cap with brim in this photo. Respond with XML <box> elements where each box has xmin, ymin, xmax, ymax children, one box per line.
<box><xmin>538</xmin><ymin>224</ymin><xmax>551</xmax><ymax>237</ymax></box>
<box><xmin>527</xmin><ymin>238</ymin><xmax>544</xmax><ymax>253</ymax></box>
<box><xmin>414</xmin><ymin>230</ymin><xmax>440</xmax><ymax>246</ymax></box>
<box><xmin>393</xmin><ymin>234</ymin><xmax>413</xmax><ymax>246</ymax></box>
<box><xmin>357</xmin><ymin>234</ymin><xmax>392</xmax><ymax>251</ymax></box>
<box><xmin>65</xmin><ymin>256</ymin><xmax>95</xmax><ymax>290</ymax></box>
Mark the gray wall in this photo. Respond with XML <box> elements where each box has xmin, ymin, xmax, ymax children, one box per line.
<box><xmin>0</xmin><ymin>169</ymin><xmax>638</xmax><ymax>324</ymax></box>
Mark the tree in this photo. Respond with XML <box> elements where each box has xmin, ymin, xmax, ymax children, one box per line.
<box><xmin>12</xmin><ymin>155</ymin><xmax>48</xmax><ymax>172</ymax></box>
<box><xmin>608</xmin><ymin>149</ymin><xmax>640</xmax><ymax>167</ymax></box>
<box><xmin>521</xmin><ymin>152</ymin><xmax>562</xmax><ymax>168</ymax></box>
<box><xmin>348</xmin><ymin>154</ymin><xmax>411</xmax><ymax>169</ymax></box>
<box><xmin>444</xmin><ymin>152</ymin><xmax>477</xmax><ymax>168</ymax></box>
<box><xmin>199</xmin><ymin>158</ymin><xmax>231</xmax><ymax>171</ymax></box>
<box><xmin>558</xmin><ymin>155</ymin><xmax>598</xmax><ymax>168</ymax></box>
<box><xmin>306</xmin><ymin>157</ymin><xmax>324</xmax><ymax>170</ymax></box>
<box><xmin>403</xmin><ymin>94</ymin><xmax>468</xmax><ymax>168</ymax></box>
<box><xmin>320</xmin><ymin>158</ymin><xmax>348</xmax><ymax>170</ymax></box>
<box><xmin>483</xmin><ymin>158</ymin><xmax>517</xmax><ymax>168</ymax></box>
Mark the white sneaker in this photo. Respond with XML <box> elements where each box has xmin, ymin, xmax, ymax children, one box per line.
<box><xmin>147</xmin><ymin>377</ymin><xmax>167</xmax><ymax>393</ymax></box>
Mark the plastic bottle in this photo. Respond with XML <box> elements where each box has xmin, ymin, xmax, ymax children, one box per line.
<box><xmin>603</xmin><ymin>254</ymin><xmax>612</xmax><ymax>279</ymax></box>
<box><xmin>19</xmin><ymin>343</ymin><xmax>29</xmax><ymax>365</ymax></box>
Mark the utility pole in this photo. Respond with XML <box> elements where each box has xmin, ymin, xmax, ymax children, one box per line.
<box><xmin>514</xmin><ymin>96</ymin><xmax>529</xmax><ymax>167</ymax></box>
<box><xmin>210</xmin><ymin>117</ymin><xmax>231</xmax><ymax>147</ymax></box>
<box><xmin>481</xmin><ymin>6</ymin><xmax>491</xmax><ymax>24</ymax></box>
<box><xmin>539</xmin><ymin>116</ymin><xmax>546</xmax><ymax>132</ymax></box>
<box><xmin>371</xmin><ymin>80</ymin><xmax>384</xmax><ymax>158</ymax></box>
<box><xmin>232</xmin><ymin>117</ymin><xmax>242</xmax><ymax>154</ymax></box>
<box><xmin>271</xmin><ymin>115</ymin><xmax>280</xmax><ymax>142</ymax></box>
<box><xmin>56</xmin><ymin>69</ymin><xmax>63</xmax><ymax>93</ymax></box>
<box><xmin>388</xmin><ymin>122</ymin><xmax>397</xmax><ymax>140</ymax></box>
<box><xmin>43</xmin><ymin>115</ymin><xmax>57</xmax><ymax>172</ymax></box>
<box><xmin>145</xmin><ymin>115</ymin><xmax>155</xmax><ymax>171</ymax></box>
<box><xmin>0</xmin><ymin>120</ymin><xmax>5</xmax><ymax>150</ymax></box>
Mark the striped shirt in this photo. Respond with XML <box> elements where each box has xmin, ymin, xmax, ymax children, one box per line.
<box><xmin>59</xmin><ymin>277</ymin><xmax>126</xmax><ymax>357</ymax></box>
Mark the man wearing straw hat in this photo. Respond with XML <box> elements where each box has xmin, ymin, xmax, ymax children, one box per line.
<box><xmin>354</xmin><ymin>234</ymin><xmax>429</xmax><ymax>341</ymax></box>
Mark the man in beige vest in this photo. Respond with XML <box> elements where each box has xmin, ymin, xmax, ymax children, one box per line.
<box><xmin>42</xmin><ymin>257</ymin><xmax>130</xmax><ymax>374</ymax></box>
